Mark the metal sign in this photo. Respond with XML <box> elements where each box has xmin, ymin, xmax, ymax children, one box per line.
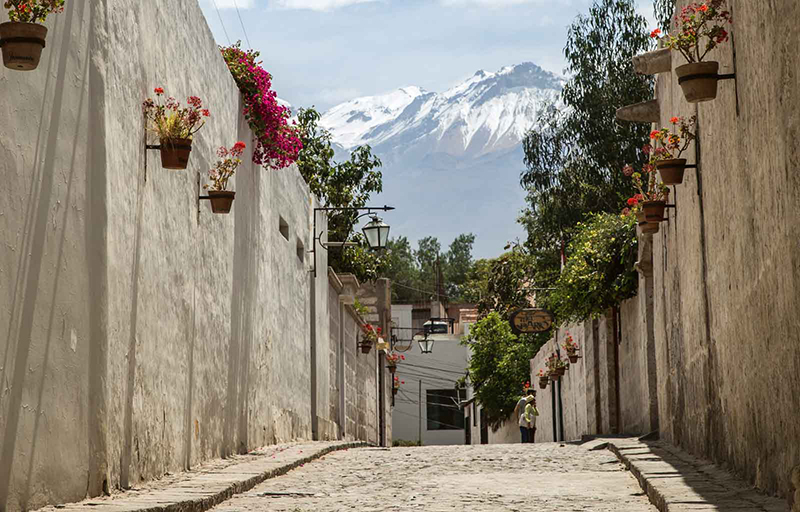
<box><xmin>509</xmin><ymin>309</ymin><xmax>554</xmax><ymax>334</ymax></box>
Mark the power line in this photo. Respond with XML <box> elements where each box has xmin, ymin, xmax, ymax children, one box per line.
<box><xmin>392</xmin><ymin>281</ymin><xmax>453</xmax><ymax>300</ymax></box>
<box><xmin>402</xmin><ymin>362</ymin><xmax>467</xmax><ymax>375</ymax></box>
<box><xmin>210</xmin><ymin>0</ymin><xmax>232</xmax><ymax>45</ymax></box>
<box><xmin>231</xmin><ymin>0</ymin><xmax>252</xmax><ymax>48</ymax></box>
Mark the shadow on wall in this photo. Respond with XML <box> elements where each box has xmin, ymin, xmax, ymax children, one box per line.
<box><xmin>0</xmin><ymin>1</ymin><xmax>101</xmax><ymax>509</ymax></box>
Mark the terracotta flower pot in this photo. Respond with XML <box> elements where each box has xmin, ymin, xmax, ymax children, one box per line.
<box><xmin>0</xmin><ymin>22</ymin><xmax>48</xmax><ymax>71</ymax></box>
<box><xmin>637</xmin><ymin>212</ymin><xmax>660</xmax><ymax>235</ymax></box>
<box><xmin>392</xmin><ymin>387</ymin><xmax>398</xmax><ymax>396</ymax></box>
<box><xmin>656</xmin><ymin>158</ymin><xmax>688</xmax><ymax>186</ymax></box>
<box><xmin>538</xmin><ymin>378</ymin><xmax>548</xmax><ymax>389</ymax></box>
<box><xmin>643</xmin><ymin>200</ymin><xmax>667</xmax><ymax>223</ymax></box>
<box><xmin>555</xmin><ymin>367</ymin><xmax>566</xmax><ymax>376</ymax></box>
<box><xmin>568</xmin><ymin>354</ymin><xmax>579</xmax><ymax>364</ymax></box>
<box><xmin>360</xmin><ymin>342</ymin><xmax>373</xmax><ymax>354</ymax></box>
<box><xmin>676</xmin><ymin>61</ymin><xmax>720</xmax><ymax>103</ymax></box>
<box><xmin>388</xmin><ymin>365</ymin><xmax>396</xmax><ymax>375</ymax></box>
<box><xmin>551</xmin><ymin>374</ymin><xmax>560</xmax><ymax>381</ymax></box>
<box><xmin>208</xmin><ymin>191</ymin><xmax>235</xmax><ymax>214</ymax></box>
<box><xmin>159</xmin><ymin>138</ymin><xmax>193</xmax><ymax>170</ymax></box>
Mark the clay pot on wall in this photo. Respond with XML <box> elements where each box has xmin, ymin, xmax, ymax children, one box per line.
<box><xmin>551</xmin><ymin>373</ymin><xmax>560</xmax><ymax>382</ymax></box>
<box><xmin>360</xmin><ymin>342</ymin><xmax>373</xmax><ymax>355</ymax></box>
<box><xmin>538</xmin><ymin>377</ymin><xmax>548</xmax><ymax>389</ymax></box>
<box><xmin>636</xmin><ymin>212</ymin><xmax>660</xmax><ymax>235</ymax></box>
<box><xmin>568</xmin><ymin>354</ymin><xmax>579</xmax><ymax>364</ymax></box>
<box><xmin>208</xmin><ymin>191</ymin><xmax>235</xmax><ymax>214</ymax></box>
<box><xmin>388</xmin><ymin>365</ymin><xmax>396</xmax><ymax>375</ymax></box>
<box><xmin>0</xmin><ymin>22</ymin><xmax>48</xmax><ymax>71</ymax></box>
<box><xmin>160</xmin><ymin>138</ymin><xmax>193</xmax><ymax>170</ymax></box>
<box><xmin>555</xmin><ymin>367</ymin><xmax>566</xmax><ymax>377</ymax></box>
<box><xmin>676</xmin><ymin>62</ymin><xmax>720</xmax><ymax>103</ymax></box>
<box><xmin>642</xmin><ymin>201</ymin><xmax>667</xmax><ymax>223</ymax></box>
<box><xmin>391</xmin><ymin>387</ymin><xmax>398</xmax><ymax>396</ymax></box>
<box><xmin>656</xmin><ymin>158</ymin><xmax>688</xmax><ymax>186</ymax></box>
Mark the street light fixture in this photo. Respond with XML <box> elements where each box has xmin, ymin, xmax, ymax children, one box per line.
<box><xmin>417</xmin><ymin>334</ymin><xmax>435</xmax><ymax>354</ymax></box>
<box><xmin>362</xmin><ymin>215</ymin><xmax>391</xmax><ymax>251</ymax></box>
<box><xmin>311</xmin><ymin>205</ymin><xmax>395</xmax><ymax>277</ymax></box>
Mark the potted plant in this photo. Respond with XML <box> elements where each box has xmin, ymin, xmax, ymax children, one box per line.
<box><xmin>386</xmin><ymin>352</ymin><xmax>404</xmax><ymax>375</ymax></box>
<box><xmin>142</xmin><ymin>88</ymin><xmax>210</xmax><ymax>170</ymax></box>
<box><xmin>654</xmin><ymin>1</ymin><xmax>733</xmax><ymax>103</ymax></box>
<box><xmin>623</xmin><ymin>194</ymin><xmax>659</xmax><ymax>235</ymax></box>
<box><xmin>204</xmin><ymin>142</ymin><xmax>245</xmax><ymax>214</ymax></box>
<box><xmin>392</xmin><ymin>376</ymin><xmax>403</xmax><ymax>397</ymax></box>
<box><xmin>563</xmin><ymin>332</ymin><xmax>580</xmax><ymax>364</ymax></box>
<box><xmin>1</xmin><ymin>0</ymin><xmax>64</xmax><ymax>71</ymax></box>
<box><xmin>648</xmin><ymin>116</ymin><xmax>697</xmax><ymax>185</ymax></box>
<box><xmin>546</xmin><ymin>353</ymin><xmax>567</xmax><ymax>379</ymax></box>
<box><xmin>624</xmin><ymin>161</ymin><xmax>670</xmax><ymax>223</ymax></box>
<box><xmin>537</xmin><ymin>369</ymin><xmax>549</xmax><ymax>389</ymax></box>
<box><xmin>360</xmin><ymin>324</ymin><xmax>380</xmax><ymax>354</ymax></box>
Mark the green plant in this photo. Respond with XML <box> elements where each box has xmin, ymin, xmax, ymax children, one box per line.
<box><xmin>392</xmin><ymin>439</ymin><xmax>422</xmax><ymax>447</ymax></box>
<box><xmin>648</xmin><ymin>116</ymin><xmax>697</xmax><ymax>162</ymax></box>
<box><xmin>546</xmin><ymin>213</ymin><xmax>638</xmax><ymax>324</ymax></box>
<box><xmin>205</xmin><ymin>142</ymin><xmax>246</xmax><ymax>192</ymax></box>
<box><xmin>659</xmin><ymin>1</ymin><xmax>733</xmax><ymax>64</ymax></box>
<box><xmin>562</xmin><ymin>332</ymin><xmax>579</xmax><ymax>355</ymax></box>
<box><xmin>463</xmin><ymin>312</ymin><xmax>548</xmax><ymax>430</ymax></box>
<box><xmin>142</xmin><ymin>88</ymin><xmax>209</xmax><ymax>141</ymax></box>
<box><xmin>353</xmin><ymin>298</ymin><xmax>369</xmax><ymax>317</ymax></box>
<box><xmin>4</xmin><ymin>0</ymin><xmax>64</xmax><ymax>23</ymax></box>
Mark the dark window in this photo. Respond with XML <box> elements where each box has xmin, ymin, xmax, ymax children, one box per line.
<box><xmin>426</xmin><ymin>389</ymin><xmax>464</xmax><ymax>431</ymax></box>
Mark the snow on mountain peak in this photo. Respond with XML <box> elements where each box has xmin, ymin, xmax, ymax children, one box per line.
<box><xmin>320</xmin><ymin>62</ymin><xmax>563</xmax><ymax>160</ymax></box>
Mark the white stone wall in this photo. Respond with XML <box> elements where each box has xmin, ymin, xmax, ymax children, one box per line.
<box><xmin>0</xmin><ymin>1</ymin><xmax>376</xmax><ymax>511</ymax></box>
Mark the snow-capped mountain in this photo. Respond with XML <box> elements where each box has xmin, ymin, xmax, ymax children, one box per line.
<box><xmin>321</xmin><ymin>62</ymin><xmax>563</xmax><ymax>164</ymax></box>
<box><xmin>318</xmin><ymin>63</ymin><xmax>564</xmax><ymax>258</ymax></box>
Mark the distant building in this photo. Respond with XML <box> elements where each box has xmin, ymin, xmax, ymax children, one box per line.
<box><xmin>390</xmin><ymin>301</ymin><xmax>476</xmax><ymax>445</ymax></box>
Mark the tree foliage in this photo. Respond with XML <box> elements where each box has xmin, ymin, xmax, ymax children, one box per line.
<box><xmin>545</xmin><ymin>213</ymin><xmax>638</xmax><ymax>324</ymax></box>
<box><xmin>382</xmin><ymin>234</ymin><xmax>478</xmax><ymax>304</ymax></box>
<box><xmin>463</xmin><ymin>313</ymin><xmax>548</xmax><ymax>430</ymax></box>
<box><xmin>296</xmin><ymin>107</ymin><xmax>384</xmax><ymax>282</ymax></box>
<box><xmin>654</xmin><ymin>0</ymin><xmax>676</xmax><ymax>32</ymax></box>
<box><xmin>520</xmin><ymin>0</ymin><xmax>653</xmax><ymax>282</ymax></box>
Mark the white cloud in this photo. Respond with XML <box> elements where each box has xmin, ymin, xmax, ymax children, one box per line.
<box><xmin>270</xmin><ymin>0</ymin><xmax>381</xmax><ymax>11</ymax></box>
<box><xmin>439</xmin><ymin>0</ymin><xmax>569</xmax><ymax>6</ymax></box>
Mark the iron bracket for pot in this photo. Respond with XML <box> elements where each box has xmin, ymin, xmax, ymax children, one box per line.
<box><xmin>684</xmin><ymin>164</ymin><xmax>697</xmax><ymax>169</ymax></box>
<box><xmin>677</xmin><ymin>73</ymin><xmax>735</xmax><ymax>84</ymax></box>
<box><xmin>143</xmin><ymin>143</ymin><xmax>162</xmax><ymax>183</ymax></box>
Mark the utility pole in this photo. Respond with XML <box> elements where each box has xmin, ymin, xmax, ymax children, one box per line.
<box><xmin>418</xmin><ymin>379</ymin><xmax>423</xmax><ymax>445</ymax></box>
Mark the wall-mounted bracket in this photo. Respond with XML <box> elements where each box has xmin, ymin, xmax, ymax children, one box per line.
<box><xmin>144</xmin><ymin>143</ymin><xmax>161</xmax><ymax>183</ymax></box>
<box><xmin>677</xmin><ymin>73</ymin><xmax>736</xmax><ymax>85</ymax></box>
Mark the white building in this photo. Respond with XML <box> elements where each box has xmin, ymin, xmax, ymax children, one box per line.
<box><xmin>390</xmin><ymin>303</ymin><xmax>476</xmax><ymax>445</ymax></box>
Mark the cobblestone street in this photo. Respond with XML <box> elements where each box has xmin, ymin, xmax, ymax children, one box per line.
<box><xmin>211</xmin><ymin>443</ymin><xmax>655</xmax><ymax>511</ymax></box>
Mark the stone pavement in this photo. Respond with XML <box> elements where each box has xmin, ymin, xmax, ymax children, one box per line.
<box><xmin>38</xmin><ymin>441</ymin><xmax>364</xmax><ymax>512</ymax></box>
<box><xmin>210</xmin><ymin>443</ymin><xmax>656</xmax><ymax>511</ymax></box>
<box><xmin>600</xmin><ymin>438</ymin><xmax>789</xmax><ymax>512</ymax></box>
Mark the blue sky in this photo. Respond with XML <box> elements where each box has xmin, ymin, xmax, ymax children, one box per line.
<box><xmin>199</xmin><ymin>0</ymin><xmax>656</xmax><ymax>111</ymax></box>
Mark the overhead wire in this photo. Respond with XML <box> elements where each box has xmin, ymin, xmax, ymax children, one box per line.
<box><xmin>231</xmin><ymin>0</ymin><xmax>252</xmax><ymax>48</ymax></box>
<box><xmin>391</xmin><ymin>409</ymin><xmax>464</xmax><ymax>430</ymax></box>
<box><xmin>210</xmin><ymin>0</ymin><xmax>232</xmax><ymax>45</ymax></box>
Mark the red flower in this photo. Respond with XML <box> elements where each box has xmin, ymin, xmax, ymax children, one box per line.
<box><xmin>627</xmin><ymin>197</ymin><xmax>636</xmax><ymax>206</ymax></box>
<box><xmin>698</xmin><ymin>4</ymin><xmax>708</xmax><ymax>12</ymax></box>
<box><xmin>202</xmin><ymin>109</ymin><xmax>211</xmax><ymax>117</ymax></box>
<box><xmin>650</xmin><ymin>130</ymin><xmax>660</xmax><ymax>139</ymax></box>
<box><xmin>154</xmin><ymin>87</ymin><xmax>164</xmax><ymax>95</ymax></box>
<box><xmin>670</xmin><ymin>116</ymin><xmax>679</xmax><ymax>124</ymax></box>
<box><xmin>650</xmin><ymin>28</ymin><xmax>661</xmax><ymax>38</ymax></box>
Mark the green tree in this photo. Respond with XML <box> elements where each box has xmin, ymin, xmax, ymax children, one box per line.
<box><xmin>654</xmin><ymin>0</ymin><xmax>676</xmax><ymax>31</ymax></box>
<box><xmin>444</xmin><ymin>233</ymin><xmax>476</xmax><ymax>301</ymax></box>
<box><xmin>463</xmin><ymin>313</ymin><xmax>548</xmax><ymax>430</ymax></box>
<box><xmin>546</xmin><ymin>213</ymin><xmax>638</xmax><ymax>324</ymax></box>
<box><xmin>476</xmin><ymin>249</ymin><xmax>539</xmax><ymax>320</ymax></box>
<box><xmin>520</xmin><ymin>0</ymin><xmax>653</xmax><ymax>278</ymax></box>
<box><xmin>296</xmin><ymin>107</ymin><xmax>384</xmax><ymax>282</ymax></box>
<box><xmin>383</xmin><ymin>237</ymin><xmax>420</xmax><ymax>303</ymax></box>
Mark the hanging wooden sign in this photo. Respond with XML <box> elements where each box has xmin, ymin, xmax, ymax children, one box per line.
<box><xmin>509</xmin><ymin>309</ymin><xmax>554</xmax><ymax>334</ymax></box>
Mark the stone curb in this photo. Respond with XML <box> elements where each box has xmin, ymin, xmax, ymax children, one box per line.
<box><xmin>46</xmin><ymin>441</ymin><xmax>367</xmax><ymax>512</ymax></box>
<box><xmin>605</xmin><ymin>439</ymin><xmax>789</xmax><ymax>512</ymax></box>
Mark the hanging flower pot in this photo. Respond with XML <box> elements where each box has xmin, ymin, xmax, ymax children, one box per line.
<box><xmin>208</xmin><ymin>191</ymin><xmax>235</xmax><ymax>214</ymax></box>
<box><xmin>388</xmin><ymin>365</ymin><xmax>396</xmax><ymax>375</ymax></box>
<box><xmin>676</xmin><ymin>62</ymin><xmax>720</xmax><ymax>103</ymax></box>
<box><xmin>0</xmin><ymin>22</ymin><xmax>48</xmax><ymax>71</ymax></box>
<box><xmin>392</xmin><ymin>387</ymin><xmax>398</xmax><ymax>396</ymax></box>
<box><xmin>568</xmin><ymin>354</ymin><xmax>579</xmax><ymax>364</ymax></box>
<box><xmin>160</xmin><ymin>138</ymin><xmax>193</xmax><ymax>170</ymax></box>
<box><xmin>636</xmin><ymin>212</ymin><xmax>660</xmax><ymax>235</ymax></box>
<box><xmin>555</xmin><ymin>367</ymin><xmax>566</xmax><ymax>377</ymax></box>
<box><xmin>538</xmin><ymin>377</ymin><xmax>548</xmax><ymax>389</ymax></box>
<box><xmin>656</xmin><ymin>158</ymin><xmax>688</xmax><ymax>186</ymax></box>
<box><xmin>551</xmin><ymin>373</ymin><xmax>560</xmax><ymax>382</ymax></box>
<box><xmin>360</xmin><ymin>342</ymin><xmax>373</xmax><ymax>355</ymax></box>
<box><xmin>643</xmin><ymin>201</ymin><xmax>667</xmax><ymax>223</ymax></box>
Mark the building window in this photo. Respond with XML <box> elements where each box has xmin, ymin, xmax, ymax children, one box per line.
<box><xmin>426</xmin><ymin>389</ymin><xmax>464</xmax><ymax>431</ymax></box>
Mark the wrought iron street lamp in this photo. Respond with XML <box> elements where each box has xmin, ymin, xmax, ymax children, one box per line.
<box><xmin>362</xmin><ymin>215</ymin><xmax>391</xmax><ymax>251</ymax></box>
<box><xmin>417</xmin><ymin>335</ymin><xmax>435</xmax><ymax>354</ymax></box>
<box><xmin>311</xmin><ymin>205</ymin><xmax>395</xmax><ymax>277</ymax></box>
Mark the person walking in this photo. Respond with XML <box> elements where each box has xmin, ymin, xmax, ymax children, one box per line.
<box><xmin>524</xmin><ymin>391</ymin><xmax>539</xmax><ymax>443</ymax></box>
<box><xmin>515</xmin><ymin>384</ymin><xmax>535</xmax><ymax>443</ymax></box>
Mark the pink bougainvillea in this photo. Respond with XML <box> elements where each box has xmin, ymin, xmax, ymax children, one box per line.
<box><xmin>220</xmin><ymin>43</ymin><xmax>302</xmax><ymax>169</ymax></box>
